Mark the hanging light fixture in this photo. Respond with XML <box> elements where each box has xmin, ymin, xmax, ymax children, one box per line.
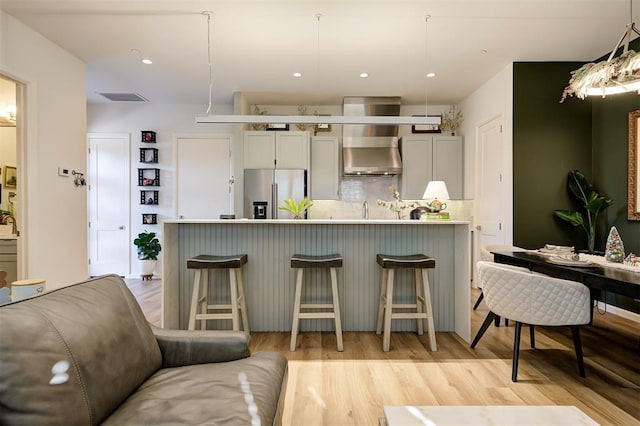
<box><xmin>195</xmin><ymin>13</ymin><xmax>441</xmax><ymax>125</ymax></box>
<box><xmin>561</xmin><ymin>0</ymin><xmax>640</xmax><ymax>102</ymax></box>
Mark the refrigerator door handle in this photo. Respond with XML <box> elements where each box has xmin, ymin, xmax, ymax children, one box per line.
<box><xmin>272</xmin><ymin>182</ymin><xmax>278</xmax><ymax>219</ymax></box>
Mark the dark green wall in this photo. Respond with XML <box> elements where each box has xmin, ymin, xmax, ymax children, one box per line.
<box><xmin>513</xmin><ymin>62</ymin><xmax>593</xmax><ymax>250</ymax></box>
<box><xmin>513</xmin><ymin>62</ymin><xmax>640</xmax><ymax>313</ymax></box>
<box><xmin>592</xmin><ymin>95</ymin><xmax>640</xmax><ymax>255</ymax></box>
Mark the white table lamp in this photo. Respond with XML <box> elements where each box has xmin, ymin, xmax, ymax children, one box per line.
<box><xmin>423</xmin><ymin>181</ymin><xmax>450</xmax><ymax>213</ymax></box>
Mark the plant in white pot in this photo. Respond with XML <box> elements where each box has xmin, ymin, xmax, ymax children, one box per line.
<box><xmin>133</xmin><ymin>230</ymin><xmax>162</xmax><ymax>279</ymax></box>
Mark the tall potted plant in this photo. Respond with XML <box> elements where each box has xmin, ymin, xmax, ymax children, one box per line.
<box><xmin>554</xmin><ymin>170</ymin><xmax>613</xmax><ymax>254</ymax></box>
<box><xmin>133</xmin><ymin>230</ymin><xmax>162</xmax><ymax>278</ymax></box>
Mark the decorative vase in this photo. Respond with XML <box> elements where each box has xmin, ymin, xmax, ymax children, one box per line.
<box><xmin>140</xmin><ymin>259</ymin><xmax>157</xmax><ymax>277</ymax></box>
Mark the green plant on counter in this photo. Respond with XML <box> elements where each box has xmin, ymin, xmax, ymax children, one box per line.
<box><xmin>554</xmin><ymin>170</ymin><xmax>613</xmax><ymax>254</ymax></box>
<box><xmin>278</xmin><ymin>197</ymin><xmax>313</xmax><ymax>219</ymax></box>
<box><xmin>133</xmin><ymin>230</ymin><xmax>162</xmax><ymax>260</ymax></box>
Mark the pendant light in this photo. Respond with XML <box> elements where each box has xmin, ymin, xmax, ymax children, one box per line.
<box><xmin>195</xmin><ymin>13</ymin><xmax>441</xmax><ymax>126</ymax></box>
<box><xmin>561</xmin><ymin>0</ymin><xmax>640</xmax><ymax>102</ymax></box>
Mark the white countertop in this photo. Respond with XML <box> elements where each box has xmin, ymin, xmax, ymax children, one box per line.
<box><xmin>164</xmin><ymin>219</ymin><xmax>470</xmax><ymax>225</ymax></box>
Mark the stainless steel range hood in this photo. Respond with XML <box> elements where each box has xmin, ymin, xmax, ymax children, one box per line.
<box><xmin>342</xmin><ymin>96</ymin><xmax>402</xmax><ymax>175</ymax></box>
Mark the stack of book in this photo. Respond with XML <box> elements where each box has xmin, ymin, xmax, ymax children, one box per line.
<box><xmin>426</xmin><ymin>211</ymin><xmax>451</xmax><ymax>220</ymax></box>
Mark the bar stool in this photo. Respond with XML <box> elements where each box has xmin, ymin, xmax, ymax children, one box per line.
<box><xmin>375</xmin><ymin>254</ymin><xmax>437</xmax><ymax>352</ymax></box>
<box><xmin>187</xmin><ymin>254</ymin><xmax>249</xmax><ymax>332</ymax></box>
<box><xmin>290</xmin><ymin>254</ymin><xmax>344</xmax><ymax>352</ymax></box>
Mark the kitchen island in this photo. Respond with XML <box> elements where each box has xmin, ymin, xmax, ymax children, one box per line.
<box><xmin>162</xmin><ymin>219</ymin><xmax>471</xmax><ymax>342</ymax></box>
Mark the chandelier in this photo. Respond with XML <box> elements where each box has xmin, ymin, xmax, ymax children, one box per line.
<box><xmin>561</xmin><ymin>0</ymin><xmax>640</xmax><ymax>102</ymax></box>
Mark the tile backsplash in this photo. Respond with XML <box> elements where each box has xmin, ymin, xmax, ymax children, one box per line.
<box><xmin>309</xmin><ymin>176</ymin><xmax>472</xmax><ymax>220</ymax></box>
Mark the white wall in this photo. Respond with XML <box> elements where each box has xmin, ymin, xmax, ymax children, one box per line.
<box><xmin>459</xmin><ymin>62</ymin><xmax>514</xmax><ymax>238</ymax></box>
<box><xmin>87</xmin><ymin>102</ymin><xmax>233</xmax><ymax>277</ymax></box>
<box><xmin>0</xmin><ymin>11</ymin><xmax>88</xmax><ymax>290</ymax></box>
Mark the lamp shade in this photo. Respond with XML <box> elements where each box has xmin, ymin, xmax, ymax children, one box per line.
<box><xmin>423</xmin><ymin>181</ymin><xmax>450</xmax><ymax>200</ymax></box>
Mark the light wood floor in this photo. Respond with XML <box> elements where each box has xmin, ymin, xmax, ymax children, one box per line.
<box><xmin>125</xmin><ymin>278</ymin><xmax>640</xmax><ymax>425</ymax></box>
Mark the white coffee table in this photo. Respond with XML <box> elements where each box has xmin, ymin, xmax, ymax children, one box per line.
<box><xmin>381</xmin><ymin>405</ymin><xmax>599</xmax><ymax>425</ymax></box>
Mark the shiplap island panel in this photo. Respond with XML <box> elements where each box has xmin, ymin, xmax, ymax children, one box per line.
<box><xmin>162</xmin><ymin>219</ymin><xmax>471</xmax><ymax>342</ymax></box>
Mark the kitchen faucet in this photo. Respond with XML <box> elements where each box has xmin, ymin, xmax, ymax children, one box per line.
<box><xmin>4</xmin><ymin>215</ymin><xmax>18</xmax><ymax>236</ymax></box>
<box><xmin>362</xmin><ymin>201</ymin><xmax>369</xmax><ymax>219</ymax></box>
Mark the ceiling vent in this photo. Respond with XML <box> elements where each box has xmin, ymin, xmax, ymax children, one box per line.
<box><xmin>98</xmin><ymin>92</ymin><xmax>148</xmax><ymax>102</ymax></box>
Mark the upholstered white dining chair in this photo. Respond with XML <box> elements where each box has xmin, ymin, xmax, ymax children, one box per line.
<box><xmin>471</xmin><ymin>261</ymin><xmax>591</xmax><ymax>382</ymax></box>
<box><xmin>473</xmin><ymin>244</ymin><xmax>527</xmax><ymax>311</ymax></box>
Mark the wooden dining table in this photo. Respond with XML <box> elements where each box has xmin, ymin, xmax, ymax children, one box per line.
<box><xmin>492</xmin><ymin>251</ymin><xmax>640</xmax><ymax>301</ymax></box>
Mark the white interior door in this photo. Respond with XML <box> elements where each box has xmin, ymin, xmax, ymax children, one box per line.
<box><xmin>175</xmin><ymin>135</ymin><xmax>232</xmax><ymax>219</ymax></box>
<box><xmin>88</xmin><ymin>133</ymin><xmax>130</xmax><ymax>276</ymax></box>
<box><xmin>475</xmin><ymin>116</ymin><xmax>505</xmax><ymax>279</ymax></box>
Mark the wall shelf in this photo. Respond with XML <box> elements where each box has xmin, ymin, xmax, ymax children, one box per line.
<box><xmin>140</xmin><ymin>190</ymin><xmax>159</xmax><ymax>205</ymax></box>
<box><xmin>139</xmin><ymin>147</ymin><xmax>159</xmax><ymax>163</ymax></box>
<box><xmin>138</xmin><ymin>168</ymin><xmax>160</xmax><ymax>187</ymax></box>
<box><xmin>141</xmin><ymin>131</ymin><xmax>156</xmax><ymax>143</ymax></box>
<box><xmin>142</xmin><ymin>213</ymin><xmax>158</xmax><ymax>225</ymax></box>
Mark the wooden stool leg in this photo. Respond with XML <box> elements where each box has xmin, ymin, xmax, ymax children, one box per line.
<box><xmin>414</xmin><ymin>268</ymin><xmax>424</xmax><ymax>335</ymax></box>
<box><xmin>376</xmin><ymin>268</ymin><xmax>389</xmax><ymax>335</ymax></box>
<box><xmin>383</xmin><ymin>269</ymin><xmax>394</xmax><ymax>352</ymax></box>
<box><xmin>330</xmin><ymin>267</ymin><xmax>344</xmax><ymax>352</ymax></box>
<box><xmin>421</xmin><ymin>268</ymin><xmax>437</xmax><ymax>351</ymax></box>
<box><xmin>290</xmin><ymin>268</ymin><xmax>304</xmax><ymax>352</ymax></box>
<box><xmin>236</xmin><ymin>268</ymin><xmax>250</xmax><ymax>333</ymax></box>
<box><xmin>199</xmin><ymin>269</ymin><xmax>210</xmax><ymax>331</ymax></box>
<box><xmin>229</xmin><ymin>269</ymin><xmax>240</xmax><ymax>331</ymax></box>
<box><xmin>188</xmin><ymin>269</ymin><xmax>202</xmax><ymax>331</ymax></box>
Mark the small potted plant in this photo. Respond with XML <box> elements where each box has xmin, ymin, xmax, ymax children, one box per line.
<box><xmin>133</xmin><ymin>230</ymin><xmax>162</xmax><ymax>279</ymax></box>
<box><xmin>278</xmin><ymin>197</ymin><xmax>313</xmax><ymax>219</ymax></box>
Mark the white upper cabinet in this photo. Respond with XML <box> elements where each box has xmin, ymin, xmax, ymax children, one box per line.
<box><xmin>399</xmin><ymin>135</ymin><xmax>463</xmax><ymax>200</ymax></box>
<box><xmin>243</xmin><ymin>131</ymin><xmax>309</xmax><ymax>170</ymax></box>
<box><xmin>310</xmin><ymin>136</ymin><xmax>340</xmax><ymax>200</ymax></box>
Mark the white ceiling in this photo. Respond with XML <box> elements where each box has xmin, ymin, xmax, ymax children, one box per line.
<box><xmin>0</xmin><ymin>0</ymin><xmax>634</xmax><ymax>107</ymax></box>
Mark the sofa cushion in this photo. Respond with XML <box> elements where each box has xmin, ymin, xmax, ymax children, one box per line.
<box><xmin>0</xmin><ymin>274</ymin><xmax>162</xmax><ymax>425</ymax></box>
<box><xmin>102</xmin><ymin>351</ymin><xmax>288</xmax><ymax>425</ymax></box>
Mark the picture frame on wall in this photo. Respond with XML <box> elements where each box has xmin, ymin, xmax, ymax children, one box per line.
<box><xmin>3</xmin><ymin>166</ymin><xmax>16</xmax><ymax>189</ymax></box>
<box><xmin>411</xmin><ymin>115</ymin><xmax>442</xmax><ymax>134</ymax></box>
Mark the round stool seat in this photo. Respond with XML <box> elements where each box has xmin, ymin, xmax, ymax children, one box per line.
<box><xmin>376</xmin><ymin>254</ymin><xmax>435</xmax><ymax>269</ymax></box>
<box><xmin>187</xmin><ymin>254</ymin><xmax>248</xmax><ymax>269</ymax></box>
<box><xmin>291</xmin><ymin>254</ymin><xmax>343</xmax><ymax>269</ymax></box>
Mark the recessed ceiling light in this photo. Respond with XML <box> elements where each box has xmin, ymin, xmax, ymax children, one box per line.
<box><xmin>142</xmin><ymin>58</ymin><xmax>153</xmax><ymax>65</ymax></box>
<box><xmin>130</xmin><ymin>48</ymin><xmax>141</xmax><ymax>55</ymax></box>
<box><xmin>360</xmin><ymin>72</ymin><xmax>369</xmax><ymax>78</ymax></box>
<box><xmin>293</xmin><ymin>72</ymin><xmax>302</xmax><ymax>78</ymax></box>
<box><xmin>426</xmin><ymin>72</ymin><xmax>436</xmax><ymax>78</ymax></box>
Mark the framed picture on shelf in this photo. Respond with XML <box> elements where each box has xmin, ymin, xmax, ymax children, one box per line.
<box><xmin>266</xmin><ymin>123</ymin><xmax>289</xmax><ymax>131</ymax></box>
<box><xmin>316</xmin><ymin>115</ymin><xmax>332</xmax><ymax>132</ymax></box>
<box><xmin>411</xmin><ymin>115</ymin><xmax>442</xmax><ymax>134</ymax></box>
<box><xmin>3</xmin><ymin>166</ymin><xmax>16</xmax><ymax>188</ymax></box>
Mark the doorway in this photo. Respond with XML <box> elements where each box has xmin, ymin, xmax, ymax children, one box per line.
<box><xmin>87</xmin><ymin>133</ymin><xmax>130</xmax><ymax>276</ymax></box>
<box><xmin>0</xmin><ymin>75</ymin><xmax>20</xmax><ymax>285</ymax></box>
<box><xmin>174</xmin><ymin>134</ymin><xmax>233</xmax><ymax>219</ymax></box>
<box><xmin>474</xmin><ymin>115</ymin><xmax>506</xmax><ymax>280</ymax></box>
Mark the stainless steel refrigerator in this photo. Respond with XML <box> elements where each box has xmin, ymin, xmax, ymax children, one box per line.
<box><xmin>244</xmin><ymin>169</ymin><xmax>307</xmax><ymax>219</ymax></box>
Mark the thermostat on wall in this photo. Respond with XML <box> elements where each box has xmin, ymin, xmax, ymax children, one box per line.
<box><xmin>58</xmin><ymin>167</ymin><xmax>70</xmax><ymax>177</ymax></box>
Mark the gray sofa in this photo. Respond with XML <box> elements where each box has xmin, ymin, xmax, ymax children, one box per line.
<box><xmin>0</xmin><ymin>274</ymin><xmax>288</xmax><ymax>425</ymax></box>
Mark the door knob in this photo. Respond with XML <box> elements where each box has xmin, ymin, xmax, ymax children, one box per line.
<box><xmin>118</xmin><ymin>225</ymin><xmax>125</xmax><ymax>230</ymax></box>
<box><xmin>475</xmin><ymin>225</ymin><xmax>482</xmax><ymax>231</ymax></box>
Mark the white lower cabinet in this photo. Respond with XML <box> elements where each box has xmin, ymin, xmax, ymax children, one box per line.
<box><xmin>399</xmin><ymin>135</ymin><xmax>463</xmax><ymax>199</ymax></box>
<box><xmin>310</xmin><ymin>136</ymin><xmax>339</xmax><ymax>200</ymax></box>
